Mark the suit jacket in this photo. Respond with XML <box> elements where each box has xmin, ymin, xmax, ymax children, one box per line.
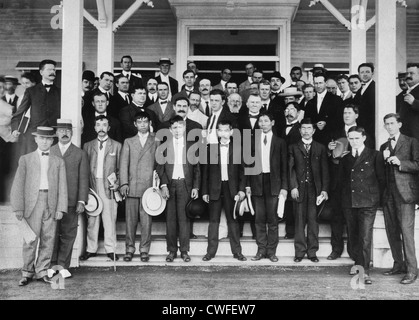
<box><xmin>156</xmin><ymin>138</ymin><xmax>201</xmax><ymax>196</ymax></box>
<box><xmin>339</xmin><ymin>147</ymin><xmax>385</xmax><ymax>208</ymax></box>
<box><xmin>157</xmin><ymin>118</ymin><xmax>202</xmax><ymax>141</ymax></box>
<box><xmin>246</xmin><ymin>134</ymin><xmax>288</xmax><ymax>196</ymax></box>
<box><xmin>82</xmin><ymin>87</ymin><xmax>113</xmax><ymax>117</ymax></box>
<box><xmin>398</xmin><ymin>85</ymin><xmax>419</xmax><ymax>141</ymax></box>
<box><xmin>156</xmin><ymin>75</ymin><xmax>179</xmax><ymax>95</ymax></box>
<box><xmin>119</xmin><ymin>103</ymin><xmax>159</xmax><ymax>140</ymax></box>
<box><xmin>237</xmin><ymin>109</ymin><xmax>260</xmax><ymax>140</ymax></box>
<box><xmin>148</xmin><ymin>100</ymin><xmax>176</xmax><ymax>123</ymax></box>
<box><xmin>11</xmin><ymin>83</ymin><xmax>61</xmax><ymax>133</ymax></box>
<box><xmin>206</xmin><ymin>107</ymin><xmax>238</xmax><ymax>130</ymax></box>
<box><xmin>171</xmin><ymin>89</ymin><xmax>194</xmax><ymax>104</ymax></box>
<box><xmin>239</xmin><ymin>79</ymin><xmax>251</xmax><ymax>93</ymax></box>
<box><xmin>10</xmin><ymin>151</ymin><xmax>68</xmax><ymax>218</ymax></box>
<box><xmin>212</xmin><ymin>82</ymin><xmax>224</xmax><ymax>92</ymax></box>
<box><xmin>109</xmin><ymin>91</ymin><xmax>131</xmax><ymax>120</ymax></box>
<box><xmin>2</xmin><ymin>95</ymin><xmax>19</xmax><ymax>114</ymax></box>
<box><xmin>281</xmin><ymin>121</ymin><xmax>301</xmax><ymax>146</ymax></box>
<box><xmin>114</xmin><ymin>72</ymin><xmax>143</xmax><ymax>92</ymax></box>
<box><xmin>50</xmin><ymin>143</ymin><xmax>90</xmax><ymax>208</ymax></box>
<box><xmin>83</xmin><ymin>137</ymin><xmax>122</xmax><ymax>200</ymax></box>
<box><xmin>359</xmin><ymin>81</ymin><xmax>375</xmax><ymax>137</ymax></box>
<box><xmin>379</xmin><ymin>134</ymin><xmax>419</xmax><ymax>204</ymax></box>
<box><xmin>120</xmin><ymin>133</ymin><xmax>158</xmax><ymax>198</ymax></box>
<box><xmin>304</xmin><ymin>91</ymin><xmax>343</xmax><ymax>134</ymax></box>
<box><xmin>81</xmin><ymin>112</ymin><xmax>122</xmax><ymax>146</ymax></box>
<box><xmin>288</xmin><ymin>140</ymin><xmax>330</xmax><ymax>203</ymax></box>
<box><xmin>144</xmin><ymin>93</ymin><xmax>158</xmax><ymax>108</ymax></box>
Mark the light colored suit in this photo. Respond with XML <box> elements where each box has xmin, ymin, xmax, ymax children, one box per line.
<box><xmin>239</xmin><ymin>79</ymin><xmax>251</xmax><ymax>93</ymax></box>
<box><xmin>148</xmin><ymin>101</ymin><xmax>176</xmax><ymax>123</ymax></box>
<box><xmin>10</xmin><ymin>150</ymin><xmax>67</xmax><ymax>279</ymax></box>
<box><xmin>120</xmin><ymin>133</ymin><xmax>159</xmax><ymax>254</ymax></box>
<box><xmin>50</xmin><ymin>143</ymin><xmax>90</xmax><ymax>269</ymax></box>
<box><xmin>83</xmin><ymin>138</ymin><xmax>122</xmax><ymax>253</ymax></box>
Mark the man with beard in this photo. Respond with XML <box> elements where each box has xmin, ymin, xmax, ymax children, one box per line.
<box><xmin>187</xmin><ymin>91</ymin><xmax>208</xmax><ymax>129</ymax></box>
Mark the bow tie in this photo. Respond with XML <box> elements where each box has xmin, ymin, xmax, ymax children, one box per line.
<box><xmin>249</xmin><ymin>115</ymin><xmax>259</xmax><ymax>119</ymax></box>
<box><xmin>389</xmin><ymin>137</ymin><xmax>396</xmax><ymax>141</ymax></box>
<box><xmin>41</xmin><ymin>152</ymin><xmax>49</xmax><ymax>156</ymax></box>
<box><xmin>160</xmin><ymin>100</ymin><xmax>167</xmax><ymax>104</ymax></box>
<box><xmin>44</xmin><ymin>84</ymin><xmax>53</xmax><ymax>88</ymax></box>
<box><xmin>286</xmin><ymin>123</ymin><xmax>294</xmax><ymax>127</ymax></box>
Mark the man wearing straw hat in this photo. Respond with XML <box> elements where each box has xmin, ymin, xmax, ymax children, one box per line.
<box><xmin>50</xmin><ymin>119</ymin><xmax>89</xmax><ymax>278</ymax></box>
<box><xmin>10</xmin><ymin>126</ymin><xmax>68</xmax><ymax>286</ymax></box>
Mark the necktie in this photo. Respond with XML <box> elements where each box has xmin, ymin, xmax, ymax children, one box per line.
<box><xmin>249</xmin><ymin>115</ymin><xmax>259</xmax><ymax>119</ymax></box>
<box><xmin>304</xmin><ymin>143</ymin><xmax>310</xmax><ymax>153</ymax></box>
<box><xmin>264</xmin><ymin>134</ymin><xmax>267</xmax><ymax>146</ymax></box>
<box><xmin>354</xmin><ymin>149</ymin><xmax>359</xmax><ymax>158</ymax></box>
<box><xmin>160</xmin><ymin>100</ymin><xmax>167</xmax><ymax>104</ymax></box>
<box><xmin>205</xmin><ymin>101</ymin><xmax>210</xmax><ymax>116</ymax></box>
<box><xmin>44</xmin><ymin>84</ymin><xmax>53</xmax><ymax>88</ymax></box>
<box><xmin>208</xmin><ymin>114</ymin><xmax>216</xmax><ymax>132</ymax></box>
<box><xmin>99</xmin><ymin>138</ymin><xmax>107</xmax><ymax>150</ymax></box>
<box><xmin>125</xmin><ymin>94</ymin><xmax>130</xmax><ymax>104</ymax></box>
<box><xmin>41</xmin><ymin>152</ymin><xmax>49</xmax><ymax>156</ymax></box>
<box><xmin>263</xmin><ymin>103</ymin><xmax>268</xmax><ymax>111</ymax></box>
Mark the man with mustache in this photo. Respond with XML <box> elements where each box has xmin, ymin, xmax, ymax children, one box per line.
<box><xmin>199</xmin><ymin>79</ymin><xmax>212</xmax><ymax>117</ymax></box>
<box><xmin>11</xmin><ymin>59</ymin><xmax>61</xmax><ymax>155</ymax></box>
<box><xmin>81</xmin><ymin>115</ymin><xmax>122</xmax><ymax>261</ymax></box>
<box><xmin>398</xmin><ymin>63</ymin><xmax>419</xmax><ymax>141</ymax></box>
<box><xmin>187</xmin><ymin>91</ymin><xmax>208</xmax><ymax>130</ymax></box>
<box><xmin>144</xmin><ymin>78</ymin><xmax>158</xmax><ymax>108</ymax></box>
<box><xmin>50</xmin><ymin>119</ymin><xmax>89</xmax><ymax>278</ymax></box>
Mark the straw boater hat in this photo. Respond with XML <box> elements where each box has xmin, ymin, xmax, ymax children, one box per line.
<box><xmin>52</xmin><ymin>119</ymin><xmax>75</xmax><ymax>129</ymax></box>
<box><xmin>85</xmin><ymin>188</ymin><xmax>103</xmax><ymax>217</ymax></box>
<box><xmin>31</xmin><ymin>126</ymin><xmax>57</xmax><ymax>137</ymax></box>
<box><xmin>142</xmin><ymin>171</ymin><xmax>166</xmax><ymax>216</ymax></box>
<box><xmin>157</xmin><ymin>58</ymin><xmax>174</xmax><ymax>65</ymax></box>
<box><xmin>279</xmin><ymin>87</ymin><xmax>303</xmax><ymax>97</ymax></box>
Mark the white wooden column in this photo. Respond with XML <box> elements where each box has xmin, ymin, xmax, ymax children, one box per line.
<box><xmin>61</xmin><ymin>0</ymin><xmax>84</xmax><ymax>147</ymax></box>
<box><xmin>350</xmin><ymin>0</ymin><xmax>367</xmax><ymax>74</ymax></box>
<box><xmin>396</xmin><ymin>6</ymin><xmax>407</xmax><ymax>75</ymax></box>
<box><xmin>97</xmin><ymin>0</ymin><xmax>114</xmax><ymax>74</ymax></box>
<box><xmin>375</xmin><ymin>0</ymin><xmax>397</xmax><ymax>147</ymax></box>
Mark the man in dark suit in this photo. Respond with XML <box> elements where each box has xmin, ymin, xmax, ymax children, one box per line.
<box><xmin>299</xmin><ymin>84</ymin><xmax>316</xmax><ymax>113</ymax></box>
<box><xmin>181</xmin><ymin>61</ymin><xmax>201</xmax><ymax>92</ymax></box>
<box><xmin>339</xmin><ymin>126</ymin><xmax>384</xmax><ymax>284</ymax></box>
<box><xmin>145</xmin><ymin>78</ymin><xmax>158</xmax><ymax>108</ymax></box>
<box><xmin>358</xmin><ymin>63</ymin><xmax>376</xmax><ymax>141</ymax></box>
<box><xmin>289</xmin><ymin>118</ymin><xmax>329</xmax><ymax>263</ymax></box>
<box><xmin>82</xmin><ymin>71</ymin><xmax>115</xmax><ymax>117</ymax></box>
<box><xmin>398</xmin><ymin>63</ymin><xmax>419</xmax><ymax>142</ymax></box>
<box><xmin>119</xmin><ymin>86</ymin><xmax>159</xmax><ymax>140</ymax></box>
<box><xmin>155</xmin><ymin>58</ymin><xmax>179</xmax><ymax>98</ymax></box>
<box><xmin>3</xmin><ymin>75</ymin><xmax>20</xmax><ymax>113</ymax></box>
<box><xmin>114</xmin><ymin>55</ymin><xmax>143</xmax><ymax>93</ymax></box>
<box><xmin>81</xmin><ymin>91</ymin><xmax>122</xmax><ymax>146</ymax></box>
<box><xmin>109</xmin><ymin>75</ymin><xmax>131</xmax><ymax>120</ymax></box>
<box><xmin>148</xmin><ymin>82</ymin><xmax>176</xmax><ymax>124</ymax></box>
<box><xmin>247</xmin><ymin>112</ymin><xmax>288</xmax><ymax>262</ymax></box>
<box><xmin>202</xmin><ymin>120</ymin><xmax>247</xmax><ymax>262</ymax></box>
<box><xmin>171</xmin><ymin>69</ymin><xmax>197</xmax><ymax>103</ymax></box>
<box><xmin>347</xmin><ymin>74</ymin><xmax>362</xmax><ymax>106</ymax></box>
<box><xmin>157</xmin><ymin>115</ymin><xmax>201</xmax><ymax>263</ymax></box>
<box><xmin>119</xmin><ymin>111</ymin><xmax>159</xmax><ymax>263</ymax></box>
<box><xmin>304</xmin><ymin>73</ymin><xmax>343</xmax><ymax>146</ymax></box>
<box><xmin>50</xmin><ymin>119</ymin><xmax>89</xmax><ymax>277</ymax></box>
<box><xmin>11</xmin><ymin>59</ymin><xmax>61</xmax><ymax>155</ymax></box>
<box><xmin>205</xmin><ymin>89</ymin><xmax>237</xmax><ymax>145</ymax></box>
<box><xmin>212</xmin><ymin>68</ymin><xmax>232</xmax><ymax>92</ymax></box>
<box><xmin>380</xmin><ymin>113</ymin><xmax>419</xmax><ymax>285</ymax></box>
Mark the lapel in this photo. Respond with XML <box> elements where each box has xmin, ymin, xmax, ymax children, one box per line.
<box><xmin>394</xmin><ymin>134</ymin><xmax>405</xmax><ymax>154</ymax></box>
<box><xmin>104</xmin><ymin>138</ymin><xmax>112</xmax><ymax>158</ymax></box>
<box><xmin>298</xmin><ymin>140</ymin><xmax>308</xmax><ymax>156</ymax></box>
<box><xmin>137</xmin><ymin>134</ymin><xmax>154</xmax><ymax>161</ymax></box>
<box><xmin>269</xmin><ymin>134</ymin><xmax>276</xmax><ymax>161</ymax></box>
<box><xmin>47</xmin><ymin>152</ymin><xmax>56</xmax><ymax>185</ymax></box>
<box><xmin>353</xmin><ymin>147</ymin><xmax>368</xmax><ymax>167</ymax></box>
<box><xmin>310</xmin><ymin>141</ymin><xmax>317</xmax><ymax>161</ymax></box>
<box><xmin>63</xmin><ymin>143</ymin><xmax>74</xmax><ymax>158</ymax></box>
<box><xmin>32</xmin><ymin>152</ymin><xmax>41</xmax><ymax>186</ymax></box>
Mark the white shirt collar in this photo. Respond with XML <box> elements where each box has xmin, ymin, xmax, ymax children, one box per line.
<box><xmin>42</xmin><ymin>80</ymin><xmax>54</xmax><ymax>86</ymax></box>
<box><xmin>302</xmin><ymin>138</ymin><xmax>313</xmax><ymax>144</ymax></box>
<box><xmin>407</xmin><ymin>82</ymin><xmax>419</xmax><ymax>93</ymax></box>
<box><xmin>345</xmin><ymin>123</ymin><xmax>356</xmax><ymax>134</ymax></box>
<box><xmin>138</xmin><ymin>132</ymin><xmax>149</xmax><ymax>139</ymax></box>
<box><xmin>390</xmin><ymin>132</ymin><xmax>401</xmax><ymax>143</ymax></box>
<box><xmin>247</xmin><ymin>76</ymin><xmax>252</xmax><ymax>83</ymax></box>
<box><xmin>95</xmin><ymin>112</ymin><xmax>107</xmax><ymax>117</ymax></box>
<box><xmin>5</xmin><ymin>93</ymin><xmax>16</xmax><ymax>99</ymax></box>
<box><xmin>317</xmin><ymin>90</ymin><xmax>327</xmax><ymax>99</ymax></box>
<box><xmin>119</xmin><ymin>91</ymin><xmax>129</xmax><ymax>98</ymax></box>
<box><xmin>353</xmin><ymin>144</ymin><xmax>365</xmax><ymax>157</ymax></box>
<box><xmin>98</xmin><ymin>135</ymin><xmax>109</xmax><ymax>142</ymax></box>
<box><xmin>37</xmin><ymin>148</ymin><xmax>50</xmax><ymax>156</ymax></box>
<box><xmin>261</xmin><ymin>130</ymin><xmax>273</xmax><ymax>140</ymax></box>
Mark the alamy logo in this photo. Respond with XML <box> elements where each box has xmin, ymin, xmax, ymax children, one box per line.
<box><xmin>350</xmin><ymin>265</ymin><xmax>365</xmax><ymax>290</ymax></box>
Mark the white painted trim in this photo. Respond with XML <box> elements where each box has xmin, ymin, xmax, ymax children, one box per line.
<box><xmin>187</xmin><ymin>56</ymin><xmax>280</xmax><ymax>62</ymax></box>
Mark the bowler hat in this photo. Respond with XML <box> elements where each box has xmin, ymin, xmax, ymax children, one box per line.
<box><xmin>270</xmin><ymin>71</ymin><xmax>285</xmax><ymax>84</ymax></box>
<box><xmin>142</xmin><ymin>186</ymin><xmax>166</xmax><ymax>216</ymax></box>
<box><xmin>82</xmin><ymin>70</ymin><xmax>95</xmax><ymax>82</ymax></box>
<box><xmin>332</xmin><ymin>137</ymin><xmax>349</xmax><ymax>159</ymax></box>
<box><xmin>85</xmin><ymin>188</ymin><xmax>103</xmax><ymax>217</ymax></box>
<box><xmin>279</xmin><ymin>87</ymin><xmax>303</xmax><ymax>97</ymax></box>
<box><xmin>317</xmin><ymin>199</ymin><xmax>336</xmax><ymax>223</ymax></box>
<box><xmin>396</xmin><ymin>72</ymin><xmax>408</xmax><ymax>79</ymax></box>
<box><xmin>53</xmin><ymin>119</ymin><xmax>75</xmax><ymax>130</ymax></box>
<box><xmin>185</xmin><ymin>198</ymin><xmax>208</xmax><ymax>219</ymax></box>
<box><xmin>4</xmin><ymin>75</ymin><xmax>20</xmax><ymax>85</ymax></box>
<box><xmin>157</xmin><ymin>58</ymin><xmax>174</xmax><ymax>65</ymax></box>
<box><xmin>31</xmin><ymin>126</ymin><xmax>57</xmax><ymax>138</ymax></box>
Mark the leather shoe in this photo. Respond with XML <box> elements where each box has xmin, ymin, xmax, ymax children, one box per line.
<box><xmin>140</xmin><ymin>252</ymin><xmax>149</xmax><ymax>262</ymax></box>
<box><xmin>268</xmin><ymin>255</ymin><xmax>279</xmax><ymax>263</ymax></box>
<box><xmin>309</xmin><ymin>256</ymin><xmax>319</xmax><ymax>263</ymax></box>
<box><xmin>233</xmin><ymin>253</ymin><xmax>247</xmax><ymax>261</ymax></box>
<box><xmin>251</xmin><ymin>253</ymin><xmax>264</xmax><ymax>261</ymax></box>
<box><xmin>327</xmin><ymin>252</ymin><xmax>341</xmax><ymax>260</ymax></box>
<box><xmin>400</xmin><ymin>273</ymin><xmax>417</xmax><ymax>285</ymax></box>
<box><xmin>79</xmin><ymin>252</ymin><xmax>97</xmax><ymax>261</ymax></box>
<box><xmin>202</xmin><ymin>254</ymin><xmax>213</xmax><ymax>261</ymax></box>
<box><xmin>294</xmin><ymin>257</ymin><xmax>303</xmax><ymax>263</ymax></box>
<box><xmin>37</xmin><ymin>275</ymin><xmax>52</xmax><ymax>284</ymax></box>
<box><xmin>18</xmin><ymin>277</ymin><xmax>31</xmax><ymax>286</ymax></box>
<box><xmin>284</xmin><ymin>234</ymin><xmax>294</xmax><ymax>239</ymax></box>
<box><xmin>383</xmin><ymin>268</ymin><xmax>404</xmax><ymax>276</ymax></box>
<box><xmin>166</xmin><ymin>251</ymin><xmax>177</xmax><ymax>262</ymax></box>
<box><xmin>123</xmin><ymin>252</ymin><xmax>133</xmax><ymax>262</ymax></box>
<box><xmin>190</xmin><ymin>233</ymin><xmax>198</xmax><ymax>239</ymax></box>
<box><xmin>181</xmin><ymin>251</ymin><xmax>191</xmax><ymax>262</ymax></box>
<box><xmin>107</xmin><ymin>253</ymin><xmax>119</xmax><ymax>261</ymax></box>
<box><xmin>364</xmin><ymin>275</ymin><xmax>372</xmax><ymax>285</ymax></box>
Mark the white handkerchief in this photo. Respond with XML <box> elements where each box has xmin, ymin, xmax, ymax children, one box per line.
<box><xmin>277</xmin><ymin>194</ymin><xmax>286</xmax><ymax>218</ymax></box>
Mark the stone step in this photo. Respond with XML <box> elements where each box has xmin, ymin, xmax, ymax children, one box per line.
<box><xmin>79</xmin><ymin>254</ymin><xmax>354</xmax><ymax>268</ymax></box>
<box><xmin>95</xmin><ymin>235</ymin><xmax>350</xmax><ymax>258</ymax></box>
